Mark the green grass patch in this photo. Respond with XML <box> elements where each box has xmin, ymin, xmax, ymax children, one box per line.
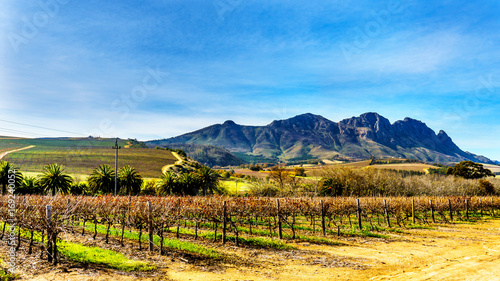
<box><xmin>405</xmin><ymin>224</ymin><xmax>434</xmax><ymax>230</ymax></box>
<box><xmin>344</xmin><ymin>226</ymin><xmax>389</xmax><ymax>239</ymax></box>
<box><xmin>219</xmin><ymin>180</ymin><xmax>253</xmax><ymax>194</ymax></box>
<box><xmin>179</xmin><ymin>220</ymin><xmax>345</xmax><ymax>246</ymax></box>
<box><xmin>58</xmin><ymin>242</ymin><xmax>154</xmax><ymax>271</ymax></box>
<box><xmin>81</xmin><ymin>222</ymin><xmax>221</xmax><ymax>259</ymax></box>
<box><xmin>0</xmin><ymin>268</ymin><xmax>17</xmax><ymax>281</ymax></box>
<box><xmin>172</xmin><ymin>226</ymin><xmax>296</xmax><ymax>250</ymax></box>
<box><xmin>0</xmin><ymin>257</ymin><xmax>18</xmax><ymax>281</ymax></box>
<box><xmin>3</xmin><ymin>223</ymin><xmax>154</xmax><ymax>272</ymax></box>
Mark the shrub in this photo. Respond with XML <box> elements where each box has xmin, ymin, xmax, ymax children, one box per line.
<box><xmin>479</xmin><ymin>179</ymin><xmax>495</xmax><ymax>195</ymax></box>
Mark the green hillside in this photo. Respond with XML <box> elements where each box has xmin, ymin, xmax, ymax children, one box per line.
<box><xmin>0</xmin><ymin>137</ymin><xmax>177</xmax><ymax>178</ymax></box>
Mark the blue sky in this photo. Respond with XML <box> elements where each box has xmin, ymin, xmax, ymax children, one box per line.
<box><xmin>1</xmin><ymin>0</ymin><xmax>500</xmax><ymax>161</ymax></box>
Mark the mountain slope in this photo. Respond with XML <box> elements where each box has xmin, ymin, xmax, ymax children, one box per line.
<box><xmin>148</xmin><ymin>113</ymin><xmax>496</xmax><ymax>164</ymax></box>
<box><xmin>144</xmin><ymin>142</ymin><xmax>245</xmax><ymax>167</ymax></box>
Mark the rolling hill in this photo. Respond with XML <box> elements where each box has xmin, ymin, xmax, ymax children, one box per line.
<box><xmin>0</xmin><ymin>137</ymin><xmax>178</xmax><ymax>178</ymax></box>
<box><xmin>144</xmin><ymin>143</ymin><xmax>245</xmax><ymax>167</ymax></box>
<box><xmin>149</xmin><ymin>112</ymin><xmax>497</xmax><ymax>165</ymax></box>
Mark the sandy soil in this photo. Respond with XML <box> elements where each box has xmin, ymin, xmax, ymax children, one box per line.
<box><xmin>6</xmin><ymin>219</ymin><xmax>500</xmax><ymax>281</ymax></box>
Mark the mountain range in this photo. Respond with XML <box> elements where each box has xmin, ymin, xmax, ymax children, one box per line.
<box><xmin>146</xmin><ymin>113</ymin><xmax>496</xmax><ymax>165</ymax></box>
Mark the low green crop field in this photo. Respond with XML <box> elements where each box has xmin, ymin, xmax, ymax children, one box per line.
<box><xmin>0</xmin><ymin>137</ymin><xmax>178</xmax><ymax>178</ymax></box>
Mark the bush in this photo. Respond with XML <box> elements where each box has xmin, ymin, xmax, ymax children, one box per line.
<box><xmin>247</xmin><ymin>180</ymin><xmax>280</xmax><ymax>197</ymax></box>
<box><xmin>479</xmin><ymin>179</ymin><xmax>495</xmax><ymax>195</ymax></box>
<box><xmin>140</xmin><ymin>180</ymin><xmax>158</xmax><ymax>195</ymax></box>
<box><xmin>294</xmin><ymin>167</ymin><xmax>306</xmax><ymax>177</ymax></box>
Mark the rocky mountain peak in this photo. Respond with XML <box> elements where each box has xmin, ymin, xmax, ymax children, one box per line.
<box><xmin>222</xmin><ymin>120</ymin><xmax>238</xmax><ymax>127</ymax></box>
<box><xmin>149</xmin><ymin>112</ymin><xmax>496</xmax><ymax>165</ymax></box>
<box><xmin>269</xmin><ymin>113</ymin><xmax>330</xmax><ymax>129</ymax></box>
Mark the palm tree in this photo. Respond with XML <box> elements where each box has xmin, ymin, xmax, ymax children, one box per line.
<box><xmin>88</xmin><ymin>164</ymin><xmax>115</xmax><ymax>195</ymax></box>
<box><xmin>178</xmin><ymin>172</ymin><xmax>200</xmax><ymax>196</ymax></box>
<box><xmin>39</xmin><ymin>164</ymin><xmax>73</xmax><ymax>196</ymax></box>
<box><xmin>16</xmin><ymin>176</ymin><xmax>43</xmax><ymax>195</ymax></box>
<box><xmin>0</xmin><ymin>161</ymin><xmax>23</xmax><ymax>195</ymax></box>
<box><xmin>197</xmin><ymin>166</ymin><xmax>219</xmax><ymax>196</ymax></box>
<box><xmin>118</xmin><ymin>165</ymin><xmax>143</xmax><ymax>196</ymax></box>
<box><xmin>157</xmin><ymin>171</ymin><xmax>178</xmax><ymax>195</ymax></box>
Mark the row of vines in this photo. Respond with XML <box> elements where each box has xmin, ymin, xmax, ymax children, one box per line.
<box><xmin>1</xmin><ymin>195</ymin><xmax>500</xmax><ymax>265</ymax></box>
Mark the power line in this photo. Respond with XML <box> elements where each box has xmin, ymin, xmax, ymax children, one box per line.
<box><xmin>0</xmin><ymin>119</ymin><xmax>85</xmax><ymax>136</ymax></box>
<box><xmin>0</xmin><ymin>127</ymin><xmax>47</xmax><ymax>137</ymax></box>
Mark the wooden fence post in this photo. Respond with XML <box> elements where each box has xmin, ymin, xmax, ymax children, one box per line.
<box><xmin>320</xmin><ymin>200</ymin><xmax>326</xmax><ymax>236</ymax></box>
<box><xmin>222</xmin><ymin>201</ymin><xmax>227</xmax><ymax>244</ymax></box>
<box><xmin>276</xmin><ymin>199</ymin><xmax>283</xmax><ymax>239</ymax></box>
<box><xmin>356</xmin><ymin>199</ymin><xmax>362</xmax><ymax>230</ymax></box>
<box><xmin>148</xmin><ymin>201</ymin><xmax>153</xmax><ymax>252</ymax></box>
<box><xmin>383</xmin><ymin>199</ymin><xmax>391</xmax><ymax>228</ymax></box>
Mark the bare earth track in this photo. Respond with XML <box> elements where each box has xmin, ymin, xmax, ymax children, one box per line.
<box><xmin>0</xmin><ymin>145</ymin><xmax>35</xmax><ymax>160</ymax></box>
<box><xmin>4</xmin><ymin>218</ymin><xmax>500</xmax><ymax>281</ymax></box>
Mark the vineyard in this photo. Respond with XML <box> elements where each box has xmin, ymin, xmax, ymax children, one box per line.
<box><xmin>2</xmin><ymin>195</ymin><xmax>500</xmax><ymax>274</ymax></box>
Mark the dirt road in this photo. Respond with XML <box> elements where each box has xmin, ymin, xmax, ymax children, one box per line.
<box><xmin>167</xmin><ymin>219</ymin><xmax>500</xmax><ymax>281</ymax></box>
<box><xmin>161</xmin><ymin>152</ymin><xmax>183</xmax><ymax>174</ymax></box>
<box><xmin>0</xmin><ymin>145</ymin><xmax>35</xmax><ymax>160</ymax></box>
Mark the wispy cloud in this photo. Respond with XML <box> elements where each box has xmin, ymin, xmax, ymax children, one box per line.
<box><xmin>2</xmin><ymin>0</ymin><xmax>500</xmax><ymax>160</ymax></box>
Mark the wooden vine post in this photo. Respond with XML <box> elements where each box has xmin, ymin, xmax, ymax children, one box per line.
<box><xmin>448</xmin><ymin>199</ymin><xmax>453</xmax><ymax>222</ymax></box>
<box><xmin>46</xmin><ymin>205</ymin><xmax>53</xmax><ymax>263</ymax></box>
<box><xmin>148</xmin><ymin>201</ymin><xmax>153</xmax><ymax>252</ymax></box>
<box><xmin>465</xmin><ymin>199</ymin><xmax>469</xmax><ymax>220</ymax></box>
<box><xmin>429</xmin><ymin>200</ymin><xmax>435</xmax><ymax>223</ymax></box>
<box><xmin>479</xmin><ymin>198</ymin><xmax>482</xmax><ymax>217</ymax></box>
<box><xmin>276</xmin><ymin>199</ymin><xmax>283</xmax><ymax>239</ymax></box>
<box><xmin>412</xmin><ymin>198</ymin><xmax>416</xmax><ymax>224</ymax></box>
<box><xmin>492</xmin><ymin>197</ymin><xmax>495</xmax><ymax>217</ymax></box>
<box><xmin>320</xmin><ymin>200</ymin><xmax>326</xmax><ymax>236</ymax></box>
<box><xmin>383</xmin><ymin>199</ymin><xmax>391</xmax><ymax>228</ymax></box>
<box><xmin>222</xmin><ymin>201</ymin><xmax>227</xmax><ymax>245</ymax></box>
<box><xmin>356</xmin><ymin>199</ymin><xmax>362</xmax><ymax>230</ymax></box>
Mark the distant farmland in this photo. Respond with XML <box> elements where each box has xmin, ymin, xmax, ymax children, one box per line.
<box><xmin>0</xmin><ymin>137</ymin><xmax>178</xmax><ymax>178</ymax></box>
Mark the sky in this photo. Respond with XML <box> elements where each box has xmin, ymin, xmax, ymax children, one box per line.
<box><xmin>1</xmin><ymin>0</ymin><xmax>500</xmax><ymax>161</ymax></box>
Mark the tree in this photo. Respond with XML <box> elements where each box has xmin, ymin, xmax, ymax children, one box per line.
<box><xmin>157</xmin><ymin>171</ymin><xmax>179</xmax><ymax>195</ymax></box>
<box><xmin>294</xmin><ymin>167</ymin><xmax>306</xmax><ymax>177</ymax></box>
<box><xmin>70</xmin><ymin>182</ymin><xmax>89</xmax><ymax>195</ymax></box>
<box><xmin>197</xmin><ymin>166</ymin><xmax>219</xmax><ymax>196</ymax></box>
<box><xmin>446</xmin><ymin>161</ymin><xmax>494</xmax><ymax>179</ymax></box>
<box><xmin>118</xmin><ymin>165</ymin><xmax>143</xmax><ymax>196</ymax></box>
<box><xmin>479</xmin><ymin>179</ymin><xmax>495</xmax><ymax>195</ymax></box>
<box><xmin>319</xmin><ymin>177</ymin><xmax>344</xmax><ymax>196</ymax></box>
<box><xmin>269</xmin><ymin>164</ymin><xmax>290</xmax><ymax>190</ymax></box>
<box><xmin>88</xmin><ymin>164</ymin><xmax>115</xmax><ymax>195</ymax></box>
<box><xmin>0</xmin><ymin>161</ymin><xmax>23</xmax><ymax>195</ymax></box>
<box><xmin>177</xmin><ymin>172</ymin><xmax>200</xmax><ymax>196</ymax></box>
<box><xmin>15</xmin><ymin>176</ymin><xmax>43</xmax><ymax>195</ymax></box>
<box><xmin>39</xmin><ymin>164</ymin><xmax>73</xmax><ymax>196</ymax></box>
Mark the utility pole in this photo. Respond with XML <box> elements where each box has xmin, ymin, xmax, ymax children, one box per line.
<box><xmin>112</xmin><ymin>138</ymin><xmax>121</xmax><ymax>195</ymax></box>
